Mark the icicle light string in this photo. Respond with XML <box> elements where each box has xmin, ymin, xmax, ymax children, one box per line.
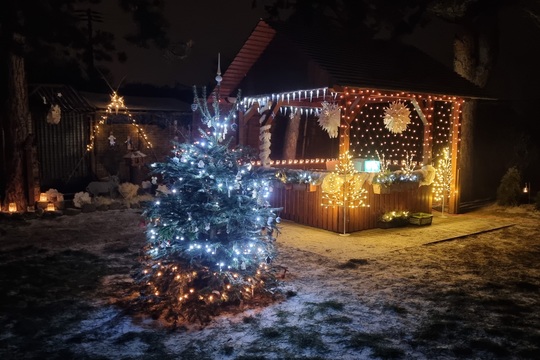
<box><xmin>242</xmin><ymin>87</ymin><xmax>331</xmax><ymax>109</ymax></box>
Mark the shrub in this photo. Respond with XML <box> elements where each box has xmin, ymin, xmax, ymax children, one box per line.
<box><xmin>118</xmin><ymin>182</ymin><xmax>143</xmax><ymax>208</ymax></box>
<box><xmin>73</xmin><ymin>192</ymin><xmax>91</xmax><ymax>208</ymax></box>
<box><xmin>93</xmin><ymin>196</ymin><xmax>113</xmax><ymax>207</ymax></box>
<box><xmin>496</xmin><ymin>167</ymin><xmax>521</xmax><ymax>206</ymax></box>
<box><xmin>118</xmin><ymin>182</ymin><xmax>139</xmax><ymax>200</ymax></box>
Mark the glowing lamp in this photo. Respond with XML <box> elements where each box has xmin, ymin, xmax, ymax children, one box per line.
<box><xmin>523</xmin><ymin>185</ymin><xmax>528</xmax><ymax>193</ymax></box>
<box><xmin>364</xmin><ymin>160</ymin><xmax>381</xmax><ymax>173</ymax></box>
<box><xmin>46</xmin><ymin>203</ymin><xmax>55</xmax><ymax>212</ymax></box>
<box><xmin>39</xmin><ymin>193</ymin><xmax>48</xmax><ymax>202</ymax></box>
<box><xmin>8</xmin><ymin>203</ymin><xmax>16</xmax><ymax>213</ymax></box>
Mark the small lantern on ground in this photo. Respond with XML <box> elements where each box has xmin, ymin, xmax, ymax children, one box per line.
<box><xmin>46</xmin><ymin>203</ymin><xmax>55</xmax><ymax>212</ymax></box>
<box><xmin>8</xmin><ymin>203</ymin><xmax>17</xmax><ymax>213</ymax></box>
<box><xmin>39</xmin><ymin>193</ymin><xmax>48</xmax><ymax>202</ymax></box>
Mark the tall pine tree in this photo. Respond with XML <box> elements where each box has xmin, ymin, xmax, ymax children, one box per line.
<box><xmin>135</xmin><ymin>85</ymin><xmax>281</xmax><ymax>324</ymax></box>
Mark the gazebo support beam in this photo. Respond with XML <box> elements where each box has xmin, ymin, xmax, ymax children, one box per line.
<box><xmin>449</xmin><ymin>100</ymin><xmax>463</xmax><ymax>214</ymax></box>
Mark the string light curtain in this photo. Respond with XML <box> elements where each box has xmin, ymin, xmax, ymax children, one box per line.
<box><xmin>349</xmin><ymin>101</ymin><xmax>422</xmax><ymax>162</ymax></box>
<box><xmin>349</xmin><ymin>100</ymin><xmax>454</xmax><ymax>165</ymax></box>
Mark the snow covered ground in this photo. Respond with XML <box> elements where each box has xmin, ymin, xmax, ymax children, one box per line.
<box><xmin>0</xmin><ymin>204</ymin><xmax>539</xmax><ymax>359</ymax></box>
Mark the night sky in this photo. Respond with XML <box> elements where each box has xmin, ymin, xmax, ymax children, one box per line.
<box><xmin>91</xmin><ymin>1</ymin><xmax>540</xmax><ymax>106</ymax></box>
<box><xmin>94</xmin><ymin>0</ymin><xmax>269</xmax><ymax>87</ymax></box>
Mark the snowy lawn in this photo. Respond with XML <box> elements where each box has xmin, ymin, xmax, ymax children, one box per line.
<box><xmin>0</xmin><ymin>204</ymin><xmax>539</xmax><ymax>359</ymax></box>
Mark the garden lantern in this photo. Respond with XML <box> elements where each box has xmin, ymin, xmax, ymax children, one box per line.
<box><xmin>39</xmin><ymin>193</ymin><xmax>48</xmax><ymax>202</ymax></box>
<box><xmin>124</xmin><ymin>150</ymin><xmax>147</xmax><ymax>167</ymax></box>
<box><xmin>523</xmin><ymin>183</ymin><xmax>531</xmax><ymax>203</ymax></box>
<box><xmin>46</xmin><ymin>203</ymin><xmax>55</xmax><ymax>212</ymax></box>
<box><xmin>124</xmin><ymin>150</ymin><xmax>148</xmax><ymax>184</ymax></box>
<box><xmin>8</xmin><ymin>203</ymin><xmax>17</xmax><ymax>213</ymax></box>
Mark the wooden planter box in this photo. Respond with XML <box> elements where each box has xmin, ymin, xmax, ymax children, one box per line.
<box><xmin>409</xmin><ymin>213</ymin><xmax>433</xmax><ymax>226</ymax></box>
<box><xmin>292</xmin><ymin>183</ymin><xmax>317</xmax><ymax>192</ymax></box>
<box><xmin>373</xmin><ymin>183</ymin><xmax>390</xmax><ymax>194</ymax></box>
<box><xmin>377</xmin><ymin>219</ymin><xmax>409</xmax><ymax>229</ymax></box>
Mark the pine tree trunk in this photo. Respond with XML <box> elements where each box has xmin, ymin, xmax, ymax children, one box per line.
<box><xmin>3</xmin><ymin>45</ymin><xmax>32</xmax><ymax>211</ymax></box>
<box><xmin>283</xmin><ymin>110</ymin><xmax>301</xmax><ymax>159</ymax></box>
<box><xmin>453</xmin><ymin>22</ymin><xmax>496</xmax><ymax>204</ymax></box>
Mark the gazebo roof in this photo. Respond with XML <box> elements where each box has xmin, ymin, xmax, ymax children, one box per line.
<box><xmin>218</xmin><ymin>20</ymin><xmax>490</xmax><ymax>100</ymax></box>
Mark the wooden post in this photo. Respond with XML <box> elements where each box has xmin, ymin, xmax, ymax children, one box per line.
<box><xmin>339</xmin><ymin>90</ymin><xmax>367</xmax><ymax>157</ymax></box>
<box><xmin>419</xmin><ymin>99</ymin><xmax>434</xmax><ymax>165</ymax></box>
<box><xmin>448</xmin><ymin>99</ymin><xmax>462</xmax><ymax>214</ymax></box>
<box><xmin>240</xmin><ymin>102</ymin><xmax>259</xmax><ymax>147</ymax></box>
<box><xmin>283</xmin><ymin>109</ymin><xmax>301</xmax><ymax>159</ymax></box>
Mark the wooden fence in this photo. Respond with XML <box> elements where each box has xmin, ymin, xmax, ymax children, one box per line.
<box><xmin>269</xmin><ymin>182</ymin><xmax>432</xmax><ymax>233</ymax></box>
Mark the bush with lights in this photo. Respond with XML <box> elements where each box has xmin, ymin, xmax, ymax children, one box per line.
<box><xmin>134</xmin><ymin>85</ymin><xmax>282</xmax><ymax>324</ymax></box>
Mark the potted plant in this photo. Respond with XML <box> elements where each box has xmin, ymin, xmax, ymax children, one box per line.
<box><xmin>409</xmin><ymin>212</ymin><xmax>433</xmax><ymax>226</ymax></box>
<box><xmin>378</xmin><ymin>210</ymin><xmax>410</xmax><ymax>229</ymax></box>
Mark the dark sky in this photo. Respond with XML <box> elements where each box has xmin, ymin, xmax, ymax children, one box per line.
<box><xmin>403</xmin><ymin>5</ymin><xmax>540</xmax><ymax>102</ymax></box>
<box><xmin>93</xmin><ymin>1</ymin><xmax>540</xmax><ymax>102</ymax></box>
<box><xmin>95</xmin><ymin>0</ymin><xmax>269</xmax><ymax>87</ymax></box>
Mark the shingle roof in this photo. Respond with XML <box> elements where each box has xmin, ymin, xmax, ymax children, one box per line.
<box><xmin>224</xmin><ymin>20</ymin><xmax>490</xmax><ymax>99</ymax></box>
<box><xmin>30</xmin><ymin>84</ymin><xmax>94</xmax><ymax>112</ymax></box>
<box><xmin>214</xmin><ymin>20</ymin><xmax>276</xmax><ymax>97</ymax></box>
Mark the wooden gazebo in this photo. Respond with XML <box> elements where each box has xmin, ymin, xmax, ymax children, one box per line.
<box><xmin>214</xmin><ymin>20</ymin><xmax>487</xmax><ymax>233</ymax></box>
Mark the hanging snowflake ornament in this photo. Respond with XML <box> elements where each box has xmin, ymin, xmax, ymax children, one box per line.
<box><xmin>383</xmin><ymin>101</ymin><xmax>411</xmax><ymax>134</ymax></box>
<box><xmin>317</xmin><ymin>101</ymin><xmax>341</xmax><ymax>138</ymax></box>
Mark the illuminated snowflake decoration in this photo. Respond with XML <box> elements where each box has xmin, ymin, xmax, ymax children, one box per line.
<box><xmin>108</xmin><ymin>92</ymin><xmax>125</xmax><ymax>115</ymax></box>
<box><xmin>383</xmin><ymin>101</ymin><xmax>411</xmax><ymax>134</ymax></box>
<box><xmin>317</xmin><ymin>101</ymin><xmax>341</xmax><ymax>138</ymax></box>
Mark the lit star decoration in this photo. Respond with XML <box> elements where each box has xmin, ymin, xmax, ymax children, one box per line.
<box><xmin>108</xmin><ymin>91</ymin><xmax>125</xmax><ymax>115</ymax></box>
<box><xmin>86</xmin><ymin>91</ymin><xmax>153</xmax><ymax>152</ymax></box>
<box><xmin>383</xmin><ymin>101</ymin><xmax>411</xmax><ymax>134</ymax></box>
<box><xmin>321</xmin><ymin>151</ymin><xmax>369</xmax><ymax>208</ymax></box>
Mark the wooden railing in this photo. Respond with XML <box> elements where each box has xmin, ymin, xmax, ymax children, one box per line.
<box><xmin>269</xmin><ymin>182</ymin><xmax>432</xmax><ymax>233</ymax></box>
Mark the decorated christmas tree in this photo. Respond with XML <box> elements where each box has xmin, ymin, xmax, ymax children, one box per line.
<box><xmin>134</xmin><ymin>78</ymin><xmax>281</xmax><ymax>324</ymax></box>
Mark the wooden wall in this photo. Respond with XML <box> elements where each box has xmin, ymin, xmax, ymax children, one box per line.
<box><xmin>269</xmin><ymin>183</ymin><xmax>432</xmax><ymax>233</ymax></box>
<box><xmin>34</xmin><ymin>112</ymin><xmax>91</xmax><ymax>192</ymax></box>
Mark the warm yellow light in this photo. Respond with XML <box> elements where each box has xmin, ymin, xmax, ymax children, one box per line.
<box><xmin>39</xmin><ymin>193</ymin><xmax>48</xmax><ymax>202</ymax></box>
<box><xmin>46</xmin><ymin>203</ymin><xmax>55</xmax><ymax>212</ymax></box>
<box><xmin>8</xmin><ymin>203</ymin><xmax>16</xmax><ymax>213</ymax></box>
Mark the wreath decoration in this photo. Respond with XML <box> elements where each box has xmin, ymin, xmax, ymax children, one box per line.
<box><xmin>383</xmin><ymin>101</ymin><xmax>411</xmax><ymax>134</ymax></box>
